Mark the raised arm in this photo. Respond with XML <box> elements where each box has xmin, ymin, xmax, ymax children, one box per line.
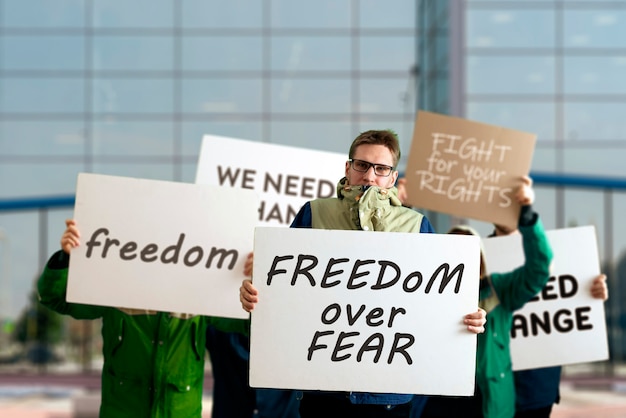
<box><xmin>37</xmin><ymin>219</ymin><xmax>104</xmax><ymax>319</ymax></box>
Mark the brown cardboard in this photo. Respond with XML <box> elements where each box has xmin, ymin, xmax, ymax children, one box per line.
<box><xmin>404</xmin><ymin>111</ymin><xmax>537</xmax><ymax>229</ymax></box>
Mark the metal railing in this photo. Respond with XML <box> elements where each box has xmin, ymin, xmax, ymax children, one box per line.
<box><xmin>1</xmin><ymin>171</ymin><xmax>626</xmax><ymax>371</ymax></box>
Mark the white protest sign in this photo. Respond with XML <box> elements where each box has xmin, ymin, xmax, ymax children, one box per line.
<box><xmin>481</xmin><ymin>225</ymin><xmax>609</xmax><ymax>370</ymax></box>
<box><xmin>195</xmin><ymin>135</ymin><xmax>346</xmax><ymax>226</ymax></box>
<box><xmin>249</xmin><ymin>227</ymin><xmax>481</xmax><ymax>395</ymax></box>
<box><xmin>67</xmin><ymin>172</ymin><xmax>258</xmax><ymax>319</ymax></box>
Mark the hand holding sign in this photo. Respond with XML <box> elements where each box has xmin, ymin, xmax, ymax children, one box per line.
<box><xmin>590</xmin><ymin>274</ymin><xmax>608</xmax><ymax>301</ymax></box>
<box><xmin>61</xmin><ymin>219</ymin><xmax>80</xmax><ymax>253</ymax></box>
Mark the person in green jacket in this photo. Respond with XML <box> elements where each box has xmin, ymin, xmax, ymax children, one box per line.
<box><xmin>420</xmin><ymin>176</ymin><xmax>554</xmax><ymax>418</ymax></box>
<box><xmin>38</xmin><ymin>219</ymin><xmax>247</xmax><ymax>418</ymax></box>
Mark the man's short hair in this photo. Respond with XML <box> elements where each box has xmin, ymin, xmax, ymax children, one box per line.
<box><xmin>349</xmin><ymin>129</ymin><xmax>401</xmax><ymax>167</ymax></box>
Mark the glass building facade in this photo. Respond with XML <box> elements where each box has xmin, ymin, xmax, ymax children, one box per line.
<box><xmin>0</xmin><ymin>0</ymin><xmax>420</xmax><ymax>322</ymax></box>
<box><xmin>2</xmin><ymin>0</ymin><xmax>626</xmax><ymax>366</ymax></box>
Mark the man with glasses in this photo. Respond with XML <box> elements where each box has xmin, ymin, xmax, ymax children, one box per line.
<box><xmin>240</xmin><ymin>129</ymin><xmax>487</xmax><ymax>418</ymax></box>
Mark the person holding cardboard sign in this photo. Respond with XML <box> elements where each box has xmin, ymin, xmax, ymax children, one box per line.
<box><xmin>240</xmin><ymin>129</ymin><xmax>487</xmax><ymax>418</ymax></box>
<box><xmin>419</xmin><ymin>176</ymin><xmax>554</xmax><ymax>418</ymax></box>
<box><xmin>37</xmin><ymin>219</ymin><xmax>248</xmax><ymax>418</ymax></box>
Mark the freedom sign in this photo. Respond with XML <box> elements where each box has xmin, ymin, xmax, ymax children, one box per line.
<box><xmin>482</xmin><ymin>225</ymin><xmax>609</xmax><ymax>370</ymax></box>
<box><xmin>404</xmin><ymin>111</ymin><xmax>536</xmax><ymax>230</ymax></box>
<box><xmin>249</xmin><ymin>227</ymin><xmax>481</xmax><ymax>395</ymax></box>
<box><xmin>195</xmin><ymin>135</ymin><xmax>346</xmax><ymax>226</ymax></box>
<box><xmin>66</xmin><ymin>173</ymin><xmax>258</xmax><ymax>319</ymax></box>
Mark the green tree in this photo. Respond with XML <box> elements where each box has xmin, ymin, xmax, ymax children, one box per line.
<box><xmin>12</xmin><ymin>280</ymin><xmax>63</xmax><ymax>363</ymax></box>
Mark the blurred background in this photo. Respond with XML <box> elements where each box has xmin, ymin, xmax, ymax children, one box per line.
<box><xmin>1</xmin><ymin>0</ymin><xmax>626</xmax><ymax>416</ymax></box>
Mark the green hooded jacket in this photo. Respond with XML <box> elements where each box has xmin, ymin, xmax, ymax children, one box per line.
<box><xmin>477</xmin><ymin>218</ymin><xmax>553</xmax><ymax>418</ymax></box>
<box><xmin>37</xmin><ymin>250</ymin><xmax>248</xmax><ymax>418</ymax></box>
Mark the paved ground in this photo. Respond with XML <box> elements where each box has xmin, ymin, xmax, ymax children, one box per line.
<box><xmin>552</xmin><ymin>382</ymin><xmax>626</xmax><ymax>418</ymax></box>
<box><xmin>2</xmin><ymin>375</ymin><xmax>626</xmax><ymax>417</ymax></box>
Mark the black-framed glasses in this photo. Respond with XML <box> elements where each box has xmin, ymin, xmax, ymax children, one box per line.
<box><xmin>348</xmin><ymin>159</ymin><xmax>394</xmax><ymax>177</ymax></box>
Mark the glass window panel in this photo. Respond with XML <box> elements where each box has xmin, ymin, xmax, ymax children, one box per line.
<box><xmin>0</xmin><ymin>162</ymin><xmax>83</xmax><ymax>198</ymax></box>
<box><xmin>271</xmin><ymin>0</ymin><xmax>351</xmax><ymax>28</ymax></box>
<box><xmin>359</xmin><ymin>78</ymin><xmax>414</xmax><ymax>114</ymax></box>
<box><xmin>271</xmin><ymin>37</ymin><xmax>350</xmax><ymax>71</ymax></box>
<box><xmin>467</xmin><ymin>10</ymin><xmax>555</xmax><ymax>48</ymax></box>
<box><xmin>564</xmin><ymin>189</ymin><xmax>606</xmax><ymax>253</ymax></box>
<box><xmin>420</xmin><ymin>3</ymin><xmax>449</xmax><ymax>31</ymax></box>
<box><xmin>529</xmin><ymin>188</ymin><xmax>557</xmax><ymax>230</ymax></box>
<box><xmin>270</xmin><ymin>121</ymin><xmax>353</xmax><ymax>154</ymax></box>
<box><xmin>467</xmin><ymin>56</ymin><xmax>555</xmax><ymax>94</ymax></box>
<box><xmin>360</xmin><ymin>37</ymin><xmax>415</xmax><ymax>71</ymax></box>
<box><xmin>530</xmin><ymin>146</ymin><xmax>557</xmax><ymax>172</ymax></box>
<box><xmin>564</xmin><ymin>56</ymin><xmax>626</xmax><ymax>94</ymax></box>
<box><xmin>3</xmin><ymin>36</ymin><xmax>84</xmax><ymax>71</ymax></box>
<box><xmin>466</xmin><ymin>102</ymin><xmax>556</xmax><ymax>141</ymax></box>
<box><xmin>1</xmin><ymin>79</ymin><xmax>84</xmax><ymax>113</ymax></box>
<box><xmin>183</xmin><ymin>37</ymin><xmax>263</xmax><ymax>71</ymax></box>
<box><xmin>270</xmin><ymin>79</ymin><xmax>350</xmax><ymax>113</ymax></box>
<box><xmin>181</xmin><ymin>122</ymin><xmax>263</xmax><ymax>157</ymax></box>
<box><xmin>92</xmin><ymin>121</ymin><xmax>174</xmax><ymax>156</ymax></box>
<box><xmin>93</xmin><ymin>0</ymin><xmax>173</xmax><ymax>28</ymax></box>
<box><xmin>91</xmin><ymin>162</ymin><xmax>178</xmax><ymax>182</ymax></box>
<box><xmin>563</xmin><ymin>147</ymin><xmax>626</xmax><ymax>178</ymax></box>
<box><xmin>420</xmin><ymin>78</ymin><xmax>450</xmax><ymax>113</ymax></box>
<box><xmin>92</xmin><ymin>78</ymin><xmax>174</xmax><ymax>113</ymax></box>
<box><xmin>614</xmin><ymin>194</ymin><xmax>626</xmax><ymax>261</ymax></box>
<box><xmin>564</xmin><ymin>188</ymin><xmax>605</xmax><ymax>259</ymax></box>
<box><xmin>565</xmin><ymin>102</ymin><xmax>626</xmax><ymax>141</ymax></box>
<box><xmin>181</xmin><ymin>162</ymin><xmax>199</xmax><ymax>183</ymax></box>
<box><xmin>420</xmin><ymin>35</ymin><xmax>449</xmax><ymax>73</ymax></box>
<box><xmin>181</xmin><ymin>79</ymin><xmax>262</xmax><ymax>113</ymax></box>
<box><xmin>93</xmin><ymin>37</ymin><xmax>173</xmax><ymax>71</ymax></box>
<box><xmin>0</xmin><ymin>121</ymin><xmax>85</xmax><ymax>156</ymax></box>
<box><xmin>3</xmin><ymin>0</ymin><xmax>85</xmax><ymax>28</ymax></box>
<box><xmin>0</xmin><ymin>213</ymin><xmax>40</xmax><ymax>318</ymax></box>
<box><xmin>466</xmin><ymin>0</ymin><xmax>546</xmax><ymax>2</ymax></box>
<box><xmin>182</xmin><ymin>0</ymin><xmax>263</xmax><ymax>28</ymax></box>
<box><xmin>564</xmin><ymin>10</ymin><xmax>626</xmax><ymax>48</ymax></box>
<box><xmin>360</xmin><ymin>0</ymin><xmax>416</xmax><ymax>29</ymax></box>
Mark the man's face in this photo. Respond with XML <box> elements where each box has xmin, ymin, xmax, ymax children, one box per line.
<box><xmin>345</xmin><ymin>144</ymin><xmax>398</xmax><ymax>188</ymax></box>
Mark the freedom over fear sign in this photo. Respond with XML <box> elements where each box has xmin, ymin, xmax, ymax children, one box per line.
<box><xmin>404</xmin><ymin>111</ymin><xmax>536</xmax><ymax>229</ymax></box>
<box><xmin>195</xmin><ymin>135</ymin><xmax>347</xmax><ymax>226</ymax></box>
<box><xmin>249</xmin><ymin>227</ymin><xmax>481</xmax><ymax>395</ymax></box>
<box><xmin>66</xmin><ymin>173</ymin><xmax>258</xmax><ymax>319</ymax></box>
<box><xmin>482</xmin><ymin>225</ymin><xmax>609</xmax><ymax>370</ymax></box>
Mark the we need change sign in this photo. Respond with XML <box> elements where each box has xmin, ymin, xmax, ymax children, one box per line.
<box><xmin>66</xmin><ymin>173</ymin><xmax>258</xmax><ymax>319</ymax></box>
<box><xmin>482</xmin><ymin>226</ymin><xmax>609</xmax><ymax>370</ymax></box>
<box><xmin>195</xmin><ymin>135</ymin><xmax>346</xmax><ymax>226</ymax></box>
<box><xmin>404</xmin><ymin>111</ymin><xmax>536</xmax><ymax>229</ymax></box>
<box><xmin>249</xmin><ymin>227</ymin><xmax>481</xmax><ymax>395</ymax></box>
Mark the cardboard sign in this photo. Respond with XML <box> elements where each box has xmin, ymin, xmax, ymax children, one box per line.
<box><xmin>482</xmin><ymin>226</ymin><xmax>609</xmax><ymax>370</ymax></box>
<box><xmin>66</xmin><ymin>173</ymin><xmax>258</xmax><ymax>319</ymax></box>
<box><xmin>404</xmin><ymin>111</ymin><xmax>536</xmax><ymax>229</ymax></box>
<box><xmin>249</xmin><ymin>227</ymin><xmax>481</xmax><ymax>395</ymax></box>
<box><xmin>195</xmin><ymin>135</ymin><xmax>347</xmax><ymax>226</ymax></box>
